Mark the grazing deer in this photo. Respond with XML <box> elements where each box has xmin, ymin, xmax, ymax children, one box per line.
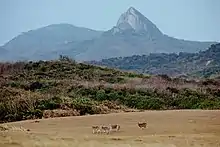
<box><xmin>138</xmin><ymin>122</ymin><xmax>147</xmax><ymax>130</ymax></box>
<box><xmin>92</xmin><ymin>125</ymin><xmax>101</xmax><ymax>134</ymax></box>
<box><xmin>101</xmin><ymin>125</ymin><xmax>112</xmax><ymax>134</ymax></box>
<box><xmin>110</xmin><ymin>124</ymin><xmax>120</xmax><ymax>132</ymax></box>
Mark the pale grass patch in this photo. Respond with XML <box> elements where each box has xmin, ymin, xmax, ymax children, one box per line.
<box><xmin>0</xmin><ymin>124</ymin><xmax>28</xmax><ymax>132</ymax></box>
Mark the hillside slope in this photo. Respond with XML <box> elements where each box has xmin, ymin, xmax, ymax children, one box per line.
<box><xmin>1</xmin><ymin>24</ymin><xmax>103</xmax><ymax>61</ymax></box>
<box><xmin>88</xmin><ymin>43</ymin><xmax>220</xmax><ymax>78</ymax></box>
<box><xmin>0</xmin><ymin>58</ymin><xmax>220</xmax><ymax>123</ymax></box>
<box><xmin>0</xmin><ymin>47</ymin><xmax>7</xmax><ymax>56</ymax></box>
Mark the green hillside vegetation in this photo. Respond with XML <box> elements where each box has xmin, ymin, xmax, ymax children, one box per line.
<box><xmin>0</xmin><ymin>56</ymin><xmax>220</xmax><ymax>123</ymax></box>
<box><xmin>88</xmin><ymin>43</ymin><xmax>220</xmax><ymax>78</ymax></box>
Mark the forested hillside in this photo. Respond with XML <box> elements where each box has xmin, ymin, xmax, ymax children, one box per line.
<box><xmin>88</xmin><ymin>43</ymin><xmax>220</xmax><ymax>78</ymax></box>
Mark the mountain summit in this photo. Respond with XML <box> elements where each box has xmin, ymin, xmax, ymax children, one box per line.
<box><xmin>115</xmin><ymin>7</ymin><xmax>163</xmax><ymax>38</ymax></box>
<box><xmin>0</xmin><ymin>7</ymin><xmax>216</xmax><ymax>61</ymax></box>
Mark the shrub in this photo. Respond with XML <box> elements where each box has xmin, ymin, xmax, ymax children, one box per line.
<box><xmin>24</xmin><ymin>109</ymin><xmax>43</xmax><ymax>119</ymax></box>
<box><xmin>4</xmin><ymin>113</ymin><xmax>23</xmax><ymax>122</ymax></box>
<box><xmin>32</xmin><ymin>109</ymin><xmax>43</xmax><ymax>118</ymax></box>
<box><xmin>95</xmin><ymin>90</ymin><xmax>107</xmax><ymax>101</ymax></box>
<box><xmin>107</xmin><ymin>91</ymin><xmax>120</xmax><ymax>101</ymax></box>
<box><xmin>166</xmin><ymin>87</ymin><xmax>179</xmax><ymax>93</ymax></box>
<box><xmin>127</xmin><ymin>73</ymin><xmax>139</xmax><ymax>78</ymax></box>
<box><xmin>77</xmin><ymin>88</ymin><xmax>97</xmax><ymax>96</ymax></box>
<box><xmin>72</xmin><ymin>97</ymin><xmax>99</xmax><ymax>115</ymax></box>
<box><xmin>29</xmin><ymin>81</ymin><xmax>44</xmax><ymax>91</ymax></box>
<box><xmin>0</xmin><ymin>103</ymin><xmax>7</xmax><ymax>121</ymax></box>
<box><xmin>123</xmin><ymin>95</ymin><xmax>139</xmax><ymax>108</ymax></box>
<box><xmin>198</xmin><ymin>100</ymin><xmax>220</xmax><ymax>109</ymax></box>
<box><xmin>178</xmin><ymin>95</ymin><xmax>201</xmax><ymax>109</ymax></box>
<box><xmin>137</xmin><ymin>98</ymin><xmax>165</xmax><ymax>110</ymax></box>
<box><xmin>36</xmin><ymin>97</ymin><xmax>62</xmax><ymax>110</ymax></box>
<box><xmin>8</xmin><ymin>81</ymin><xmax>20</xmax><ymax>88</ymax></box>
<box><xmin>39</xmin><ymin>66</ymin><xmax>47</xmax><ymax>72</ymax></box>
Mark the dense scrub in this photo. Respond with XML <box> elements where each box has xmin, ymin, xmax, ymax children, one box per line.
<box><xmin>88</xmin><ymin>43</ymin><xmax>220</xmax><ymax>78</ymax></box>
<box><xmin>0</xmin><ymin>57</ymin><xmax>219</xmax><ymax>123</ymax></box>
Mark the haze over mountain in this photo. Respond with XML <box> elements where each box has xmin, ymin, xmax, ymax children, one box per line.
<box><xmin>0</xmin><ymin>24</ymin><xmax>103</xmax><ymax>61</ymax></box>
<box><xmin>0</xmin><ymin>7</ymin><xmax>216</xmax><ymax>61</ymax></box>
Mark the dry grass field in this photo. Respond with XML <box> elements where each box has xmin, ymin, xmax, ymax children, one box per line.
<box><xmin>1</xmin><ymin>110</ymin><xmax>220</xmax><ymax>147</ymax></box>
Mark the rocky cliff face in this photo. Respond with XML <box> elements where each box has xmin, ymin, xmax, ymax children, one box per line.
<box><xmin>115</xmin><ymin>7</ymin><xmax>163</xmax><ymax>38</ymax></box>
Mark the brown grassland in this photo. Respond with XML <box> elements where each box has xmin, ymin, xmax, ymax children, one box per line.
<box><xmin>1</xmin><ymin>110</ymin><xmax>220</xmax><ymax>147</ymax></box>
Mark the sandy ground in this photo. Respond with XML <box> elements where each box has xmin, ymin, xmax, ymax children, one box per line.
<box><xmin>1</xmin><ymin>110</ymin><xmax>220</xmax><ymax>147</ymax></box>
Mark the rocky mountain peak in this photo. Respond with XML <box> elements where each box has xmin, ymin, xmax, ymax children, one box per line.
<box><xmin>115</xmin><ymin>7</ymin><xmax>163</xmax><ymax>37</ymax></box>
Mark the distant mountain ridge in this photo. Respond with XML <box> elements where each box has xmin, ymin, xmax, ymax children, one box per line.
<box><xmin>1</xmin><ymin>24</ymin><xmax>103</xmax><ymax>61</ymax></box>
<box><xmin>62</xmin><ymin>7</ymin><xmax>217</xmax><ymax>61</ymax></box>
<box><xmin>88</xmin><ymin>43</ymin><xmax>220</xmax><ymax>78</ymax></box>
<box><xmin>0</xmin><ymin>7</ymin><xmax>217</xmax><ymax>61</ymax></box>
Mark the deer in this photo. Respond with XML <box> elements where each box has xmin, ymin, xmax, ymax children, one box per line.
<box><xmin>110</xmin><ymin>124</ymin><xmax>120</xmax><ymax>132</ymax></box>
<box><xmin>101</xmin><ymin>125</ymin><xmax>112</xmax><ymax>134</ymax></box>
<box><xmin>138</xmin><ymin>122</ymin><xmax>147</xmax><ymax>130</ymax></box>
<box><xmin>92</xmin><ymin>125</ymin><xmax>102</xmax><ymax>134</ymax></box>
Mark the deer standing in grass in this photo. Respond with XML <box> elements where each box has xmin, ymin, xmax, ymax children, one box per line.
<box><xmin>92</xmin><ymin>125</ymin><xmax>102</xmax><ymax>134</ymax></box>
<box><xmin>138</xmin><ymin>122</ymin><xmax>147</xmax><ymax>130</ymax></box>
<box><xmin>101</xmin><ymin>125</ymin><xmax>112</xmax><ymax>134</ymax></box>
<box><xmin>110</xmin><ymin>124</ymin><xmax>120</xmax><ymax>132</ymax></box>
<box><xmin>92</xmin><ymin>124</ymin><xmax>121</xmax><ymax>134</ymax></box>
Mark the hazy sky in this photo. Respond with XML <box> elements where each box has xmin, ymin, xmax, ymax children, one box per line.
<box><xmin>0</xmin><ymin>0</ymin><xmax>219</xmax><ymax>45</ymax></box>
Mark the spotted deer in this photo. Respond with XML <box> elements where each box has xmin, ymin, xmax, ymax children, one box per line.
<box><xmin>101</xmin><ymin>125</ymin><xmax>112</xmax><ymax>134</ymax></box>
<box><xmin>92</xmin><ymin>125</ymin><xmax>101</xmax><ymax>134</ymax></box>
<box><xmin>138</xmin><ymin>122</ymin><xmax>147</xmax><ymax>130</ymax></box>
<box><xmin>110</xmin><ymin>124</ymin><xmax>120</xmax><ymax>132</ymax></box>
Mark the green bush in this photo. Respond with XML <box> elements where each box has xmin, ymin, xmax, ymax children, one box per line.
<box><xmin>4</xmin><ymin>113</ymin><xmax>23</xmax><ymax>122</ymax></box>
<box><xmin>23</xmin><ymin>109</ymin><xmax>43</xmax><ymax>119</ymax></box>
<box><xmin>76</xmin><ymin>88</ymin><xmax>97</xmax><ymax>96</ymax></box>
<box><xmin>123</xmin><ymin>95</ymin><xmax>139</xmax><ymax>108</ymax></box>
<box><xmin>104</xmin><ymin>77</ymin><xmax>125</xmax><ymax>83</ymax></box>
<box><xmin>107</xmin><ymin>91</ymin><xmax>120</xmax><ymax>101</ymax></box>
<box><xmin>0</xmin><ymin>103</ymin><xmax>7</xmax><ymax>121</ymax></box>
<box><xmin>72</xmin><ymin>97</ymin><xmax>99</xmax><ymax>115</ymax></box>
<box><xmin>177</xmin><ymin>95</ymin><xmax>201</xmax><ymax>109</ymax></box>
<box><xmin>137</xmin><ymin>98</ymin><xmax>165</xmax><ymax>110</ymax></box>
<box><xmin>39</xmin><ymin>66</ymin><xmax>47</xmax><ymax>72</ymax></box>
<box><xmin>32</xmin><ymin>109</ymin><xmax>43</xmax><ymax>118</ymax></box>
<box><xmin>36</xmin><ymin>97</ymin><xmax>62</xmax><ymax>110</ymax></box>
<box><xmin>8</xmin><ymin>81</ymin><xmax>20</xmax><ymax>88</ymax></box>
<box><xmin>198</xmin><ymin>100</ymin><xmax>220</xmax><ymax>109</ymax></box>
<box><xmin>127</xmin><ymin>73</ymin><xmax>138</xmax><ymax>78</ymax></box>
<box><xmin>95</xmin><ymin>90</ymin><xmax>107</xmax><ymax>101</ymax></box>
